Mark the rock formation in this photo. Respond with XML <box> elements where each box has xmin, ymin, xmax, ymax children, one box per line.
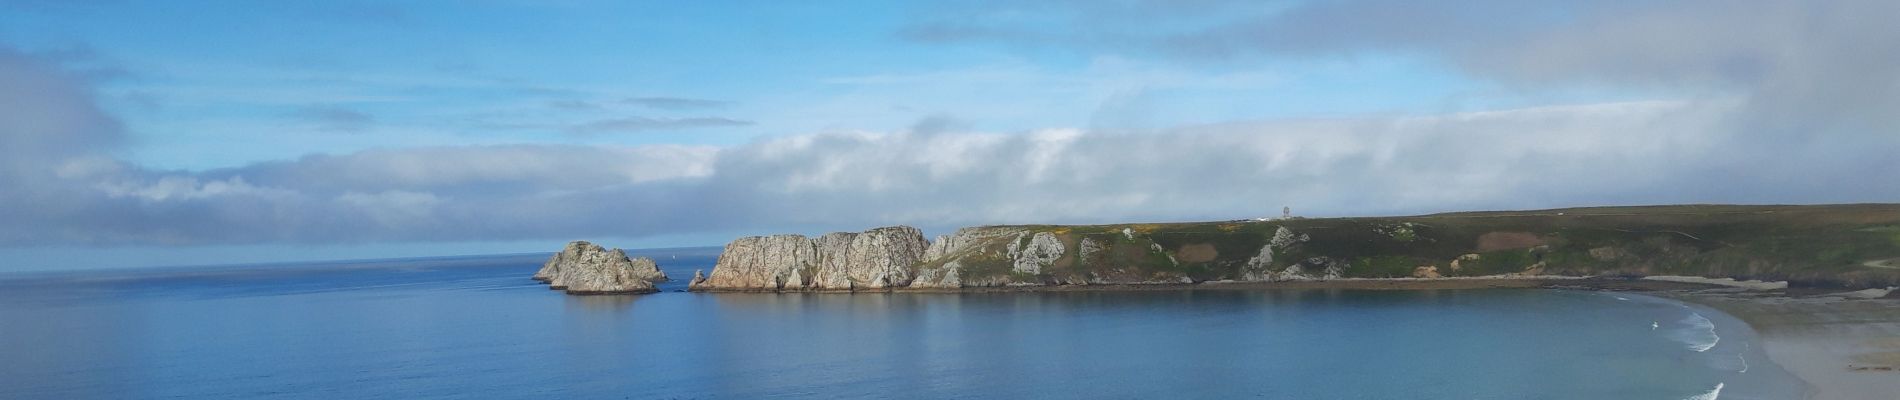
<box><xmin>1007</xmin><ymin>232</ymin><xmax>1064</xmax><ymax>275</ymax></box>
<box><xmin>686</xmin><ymin>204</ymin><xmax>1900</xmax><ymax>292</ymax></box>
<box><xmin>693</xmin><ymin>226</ymin><xmax>929</xmax><ymax>291</ymax></box>
<box><xmin>909</xmin><ymin>226</ymin><xmax>1031</xmax><ymax>288</ymax></box>
<box><xmin>696</xmin><ymin>234</ymin><xmax>818</xmax><ymax>290</ymax></box>
<box><xmin>533</xmin><ymin>241</ymin><xmax>668</xmax><ymax>295</ymax></box>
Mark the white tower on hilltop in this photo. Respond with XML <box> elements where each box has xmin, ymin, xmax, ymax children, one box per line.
<box><xmin>1283</xmin><ymin>206</ymin><xmax>1291</xmax><ymax>220</ymax></box>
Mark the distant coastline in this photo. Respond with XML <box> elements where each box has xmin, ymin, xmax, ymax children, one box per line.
<box><xmin>667</xmin><ymin>204</ymin><xmax>1900</xmax><ymax>293</ymax></box>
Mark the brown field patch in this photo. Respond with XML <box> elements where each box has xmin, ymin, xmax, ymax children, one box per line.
<box><xmin>1176</xmin><ymin>243</ymin><xmax>1218</xmax><ymax>263</ymax></box>
<box><xmin>1477</xmin><ymin>231</ymin><xmax>1546</xmax><ymax>252</ymax></box>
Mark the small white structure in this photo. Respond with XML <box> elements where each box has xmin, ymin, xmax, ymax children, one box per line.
<box><xmin>1250</xmin><ymin>206</ymin><xmax>1296</xmax><ymax>222</ymax></box>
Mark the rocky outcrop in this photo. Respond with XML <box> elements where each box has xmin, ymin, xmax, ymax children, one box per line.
<box><xmin>1239</xmin><ymin>246</ymin><xmax>1276</xmax><ymax>281</ymax></box>
<box><xmin>814</xmin><ymin>227</ymin><xmax>932</xmax><ymax>289</ymax></box>
<box><xmin>909</xmin><ymin>226</ymin><xmax>1032</xmax><ymax>288</ymax></box>
<box><xmin>533</xmin><ymin>241</ymin><xmax>668</xmax><ymax>295</ymax></box>
<box><xmin>909</xmin><ymin>259</ymin><xmax>965</xmax><ymax>288</ymax></box>
<box><xmin>1238</xmin><ymin>227</ymin><xmax>1313</xmax><ymax>281</ymax></box>
<box><xmin>1007</xmin><ymin>232</ymin><xmax>1064</xmax><ymax>275</ymax></box>
<box><xmin>697</xmin><ymin>234</ymin><xmax>817</xmax><ymax>290</ymax></box>
<box><xmin>693</xmin><ymin>226</ymin><xmax>929</xmax><ymax>291</ymax></box>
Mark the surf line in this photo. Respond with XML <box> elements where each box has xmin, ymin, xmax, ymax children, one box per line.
<box><xmin>1685</xmin><ymin>382</ymin><xmax>1724</xmax><ymax>400</ymax></box>
<box><xmin>1675</xmin><ymin>303</ymin><xmax>1721</xmax><ymax>352</ymax></box>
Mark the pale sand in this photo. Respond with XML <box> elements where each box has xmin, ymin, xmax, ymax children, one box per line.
<box><xmin>1645</xmin><ymin>275</ymin><xmax>1790</xmax><ymax>290</ymax></box>
<box><xmin>1669</xmin><ymin>293</ymin><xmax>1900</xmax><ymax>400</ymax></box>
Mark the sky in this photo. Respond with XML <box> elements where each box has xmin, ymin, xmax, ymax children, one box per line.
<box><xmin>2</xmin><ymin>0</ymin><xmax>1897</xmax><ymax>271</ymax></box>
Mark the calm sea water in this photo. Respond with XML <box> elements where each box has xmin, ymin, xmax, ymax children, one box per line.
<box><xmin>0</xmin><ymin>248</ymin><xmax>1803</xmax><ymax>399</ymax></box>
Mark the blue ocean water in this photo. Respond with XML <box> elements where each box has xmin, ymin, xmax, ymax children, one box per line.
<box><xmin>0</xmin><ymin>248</ymin><xmax>1803</xmax><ymax>399</ymax></box>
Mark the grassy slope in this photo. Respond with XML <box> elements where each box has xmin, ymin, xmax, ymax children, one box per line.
<box><xmin>948</xmin><ymin>204</ymin><xmax>1900</xmax><ymax>289</ymax></box>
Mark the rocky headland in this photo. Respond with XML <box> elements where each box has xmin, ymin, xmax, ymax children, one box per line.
<box><xmin>533</xmin><ymin>241</ymin><xmax>668</xmax><ymax>294</ymax></box>
<box><xmin>684</xmin><ymin>204</ymin><xmax>1900</xmax><ymax>292</ymax></box>
<box><xmin>689</xmin><ymin>226</ymin><xmax>930</xmax><ymax>291</ymax></box>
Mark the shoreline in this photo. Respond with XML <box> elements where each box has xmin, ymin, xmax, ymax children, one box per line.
<box><xmin>682</xmin><ymin>276</ymin><xmax>1728</xmax><ymax>294</ymax></box>
<box><xmin>1663</xmin><ymin>291</ymin><xmax>1900</xmax><ymax>400</ymax></box>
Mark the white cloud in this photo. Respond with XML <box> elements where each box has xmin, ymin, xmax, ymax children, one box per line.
<box><xmin>3</xmin><ymin>93</ymin><xmax>1894</xmax><ymax>246</ymax></box>
<box><xmin>6</xmin><ymin>1</ymin><xmax>1900</xmax><ymax>249</ymax></box>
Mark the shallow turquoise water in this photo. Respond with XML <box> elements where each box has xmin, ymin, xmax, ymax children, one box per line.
<box><xmin>0</xmin><ymin>249</ymin><xmax>1802</xmax><ymax>399</ymax></box>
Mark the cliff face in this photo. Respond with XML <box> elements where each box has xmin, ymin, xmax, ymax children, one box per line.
<box><xmin>910</xmin><ymin>227</ymin><xmax>1022</xmax><ymax>288</ymax></box>
<box><xmin>694</xmin><ymin>234</ymin><xmax>818</xmax><ymax>290</ymax></box>
<box><xmin>692</xmin><ymin>226</ymin><xmax>929</xmax><ymax>291</ymax></box>
<box><xmin>534</xmin><ymin>241</ymin><xmax>668</xmax><ymax>294</ymax></box>
<box><xmin>909</xmin><ymin>226</ymin><xmax>1207</xmax><ymax>288</ymax></box>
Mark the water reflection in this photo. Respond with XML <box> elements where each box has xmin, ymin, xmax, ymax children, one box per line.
<box><xmin>562</xmin><ymin>293</ymin><xmax>645</xmax><ymax>313</ymax></box>
<box><xmin>0</xmin><ymin>252</ymin><xmax>1805</xmax><ymax>399</ymax></box>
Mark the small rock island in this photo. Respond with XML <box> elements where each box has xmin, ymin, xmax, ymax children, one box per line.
<box><xmin>533</xmin><ymin>241</ymin><xmax>668</xmax><ymax>294</ymax></box>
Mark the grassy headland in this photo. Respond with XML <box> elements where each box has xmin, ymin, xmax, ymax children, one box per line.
<box><xmin>937</xmin><ymin>204</ymin><xmax>1900</xmax><ymax>289</ymax></box>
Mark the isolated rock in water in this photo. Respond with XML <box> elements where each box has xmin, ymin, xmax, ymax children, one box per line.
<box><xmin>625</xmin><ymin>254</ymin><xmax>668</xmax><ymax>282</ymax></box>
<box><xmin>533</xmin><ymin>241</ymin><xmax>592</xmax><ymax>282</ymax></box>
<box><xmin>697</xmin><ymin>226</ymin><xmax>930</xmax><ymax>290</ymax></box>
<box><xmin>536</xmin><ymin>241</ymin><xmax>667</xmax><ymax>295</ymax></box>
<box><xmin>689</xmin><ymin>269</ymin><xmax>708</xmax><ymax>288</ymax></box>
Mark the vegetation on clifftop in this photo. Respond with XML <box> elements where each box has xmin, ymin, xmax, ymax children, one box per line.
<box><xmin>934</xmin><ymin>204</ymin><xmax>1900</xmax><ymax>289</ymax></box>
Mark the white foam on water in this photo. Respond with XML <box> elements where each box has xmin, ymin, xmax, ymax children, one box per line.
<box><xmin>1705</xmin><ymin>346</ymin><xmax>1750</xmax><ymax>372</ymax></box>
<box><xmin>1674</xmin><ymin>311</ymin><xmax>1722</xmax><ymax>352</ymax></box>
<box><xmin>1613</xmin><ymin>296</ymin><xmax>1631</xmax><ymax>301</ymax></box>
<box><xmin>1685</xmin><ymin>382</ymin><xmax>1723</xmax><ymax>400</ymax></box>
<box><xmin>1679</xmin><ymin>310</ymin><xmax>1725</xmax><ymax>350</ymax></box>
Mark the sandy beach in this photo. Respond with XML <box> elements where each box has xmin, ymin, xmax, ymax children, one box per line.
<box><xmin>1668</xmin><ymin>291</ymin><xmax>1900</xmax><ymax>399</ymax></box>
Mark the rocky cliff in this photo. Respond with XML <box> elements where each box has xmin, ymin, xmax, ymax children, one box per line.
<box><xmin>533</xmin><ymin>241</ymin><xmax>668</xmax><ymax>294</ymax></box>
<box><xmin>919</xmin><ymin>205</ymin><xmax>1900</xmax><ymax>289</ymax></box>
<box><xmin>691</xmin><ymin>226</ymin><xmax>929</xmax><ymax>291</ymax></box>
<box><xmin>694</xmin><ymin>204</ymin><xmax>1900</xmax><ymax>291</ymax></box>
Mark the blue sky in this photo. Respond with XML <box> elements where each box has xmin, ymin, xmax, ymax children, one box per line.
<box><xmin>3</xmin><ymin>1</ymin><xmax>1502</xmax><ymax>169</ymax></box>
<box><xmin>2</xmin><ymin>1</ymin><xmax>1896</xmax><ymax>271</ymax></box>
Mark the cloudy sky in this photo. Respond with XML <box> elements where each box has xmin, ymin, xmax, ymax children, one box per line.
<box><xmin>3</xmin><ymin>0</ymin><xmax>1896</xmax><ymax>271</ymax></box>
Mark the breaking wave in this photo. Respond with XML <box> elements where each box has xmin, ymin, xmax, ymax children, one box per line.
<box><xmin>1685</xmin><ymin>382</ymin><xmax>1723</xmax><ymax>400</ymax></box>
<box><xmin>1664</xmin><ymin>305</ymin><xmax>1722</xmax><ymax>352</ymax></box>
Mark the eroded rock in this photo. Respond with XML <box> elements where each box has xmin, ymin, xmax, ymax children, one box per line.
<box><xmin>695</xmin><ymin>226</ymin><xmax>929</xmax><ymax>291</ymax></box>
<box><xmin>1008</xmin><ymin>232</ymin><xmax>1064</xmax><ymax>275</ymax></box>
<box><xmin>534</xmin><ymin>241</ymin><xmax>667</xmax><ymax>295</ymax></box>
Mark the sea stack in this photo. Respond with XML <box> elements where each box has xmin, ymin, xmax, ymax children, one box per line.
<box><xmin>692</xmin><ymin>226</ymin><xmax>929</xmax><ymax>291</ymax></box>
<box><xmin>534</xmin><ymin>241</ymin><xmax>668</xmax><ymax>295</ymax></box>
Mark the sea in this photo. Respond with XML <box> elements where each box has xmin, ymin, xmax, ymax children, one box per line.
<box><xmin>0</xmin><ymin>248</ymin><xmax>1806</xmax><ymax>399</ymax></box>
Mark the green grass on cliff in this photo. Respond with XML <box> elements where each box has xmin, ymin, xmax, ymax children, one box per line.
<box><xmin>944</xmin><ymin>204</ymin><xmax>1900</xmax><ymax>289</ymax></box>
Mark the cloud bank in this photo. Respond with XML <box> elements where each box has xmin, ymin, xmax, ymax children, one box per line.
<box><xmin>4</xmin><ymin>1</ymin><xmax>1899</xmax><ymax>248</ymax></box>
